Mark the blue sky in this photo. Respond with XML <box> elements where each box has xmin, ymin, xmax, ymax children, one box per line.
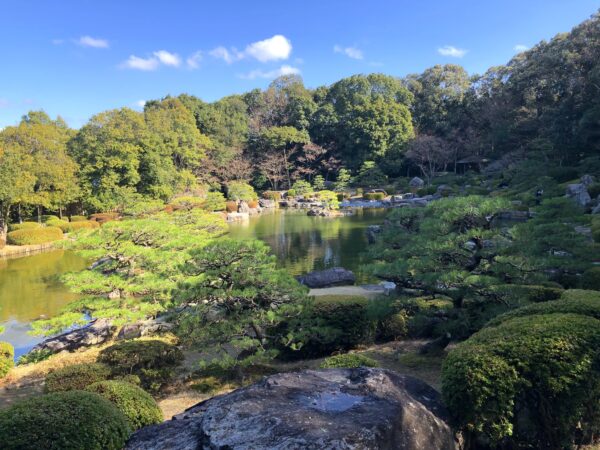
<box><xmin>1</xmin><ymin>0</ymin><xmax>598</xmax><ymax>129</ymax></box>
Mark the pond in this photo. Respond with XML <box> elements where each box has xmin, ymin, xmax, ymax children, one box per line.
<box><xmin>0</xmin><ymin>208</ymin><xmax>388</xmax><ymax>357</ymax></box>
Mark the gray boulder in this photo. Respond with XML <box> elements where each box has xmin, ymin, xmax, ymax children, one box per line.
<box><xmin>29</xmin><ymin>318</ymin><xmax>115</xmax><ymax>354</ymax></box>
<box><xmin>581</xmin><ymin>174</ymin><xmax>595</xmax><ymax>187</ymax></box>
<box><xmin>238</xmin><ymin>201</ymin><xmax>250</xmax><ymax>213</ymax></box>
<box><xmin>409</xmin><ymin>177</ymin><xmax>425</xmax><ymax>188</ymax></box>
<box><xmin>125</xmin><ymin>368</ymin><xmax>457</xmax><ymax>450</ymax></box>
<box><xmin>297</xmin><ymin>267</ymin><xmax>356</xmax><ymax>288</ymax></box>
<box><xmin>566</xmin><ymin>183</ymin><xmax>592</xmax><ymax>207</ymax></box>
<box><xmin>259</xmin><ymin>198</ymin><xmax>276</xmax><ymax>208</ymax></box>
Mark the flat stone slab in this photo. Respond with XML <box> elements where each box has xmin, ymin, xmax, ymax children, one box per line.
<box><xmin>126</xmin><ymin>368</ymin><xmax>457</xmax><ymax>450</ymax></box>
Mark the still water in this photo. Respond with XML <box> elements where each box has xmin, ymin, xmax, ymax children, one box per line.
<box><xmin>0</xmin><ymin>209</ymin><xmax>388</xmax><ymax>357</ymax></box>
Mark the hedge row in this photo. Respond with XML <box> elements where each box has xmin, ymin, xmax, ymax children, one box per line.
<box><xmin>6</xmin><ymin>227</ymin><xmax>63</xmax><ymax>245</ymax></box>
<box><xmin>8</xmin><ymin>222</ymin><xmax>40</xmax><ymax>232</ymax></box>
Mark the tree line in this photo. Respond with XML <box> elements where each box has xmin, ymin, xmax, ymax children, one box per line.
<box><xmin>1</xmin><ymin>11</ymin><xmax>599</xmax><ymax>236</ymax></box>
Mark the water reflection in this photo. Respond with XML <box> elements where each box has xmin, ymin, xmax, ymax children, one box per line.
<box><xmin>228</xmin><ymin>209</ymin><xmax>388</xmax><ymax>282</ymax></box>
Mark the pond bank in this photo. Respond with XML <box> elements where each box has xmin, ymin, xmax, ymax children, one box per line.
<box><xmin>0</xmin><ymin>243</ymin><xmax>56</xmax><ymax>258</ymax></box>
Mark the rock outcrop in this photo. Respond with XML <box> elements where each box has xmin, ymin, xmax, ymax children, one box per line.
<box><xmin>566</xmin><ymin>183</ymin><xmax>592</xmax><ymax>206</ymax></box>
<box><xmin>409</xmin><ymin>177</ymin><xmax>425</xmax><ymax>189</ymax></box>
<box><xmin>126</xmin><ymin>368</ymin><xmax>458</xmax><ymax>450</ymax></box>
<box><xmin>29</xmin><ymin>318</ymin><xmax>115</xmax><ymax>354</ymax></box>
<box><xmin>297</xmin><ymin>267</ymin><xmax>356</xmax><ymax>288</ymax></box>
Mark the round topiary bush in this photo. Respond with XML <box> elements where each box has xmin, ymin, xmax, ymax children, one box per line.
<box><xmin>69</xmin><ymin>215</ymin><xmax>88</xmax><ymax>222</ymax></box>
<box><xmin>0</xmin><ymin>391</ymin><xmax>131</xmax><ymax>450</ymax></box>
<box><xmin>45</xmin><ymin>363</ymin><xmax>111</xmax><ymax>393</ymax></box>
<box><xmin>442</xmin><ymin>313</ymin><xmax>600</xmax><ymax>449</ymax></box>
<box><xmin>0</xmin><ymin>342</ymin><xmax>14</xmax><ymax>379</ymax></box>
<box><xmin>6</xmin><ymin>226</ymin><xmax>63</xmax><ymax>245</ymax></box>
<box><xmin>57</xmin><ymin>220</ymin><xmax>100</xmax><ymax>233</ymax></box>
<box><xmin>319</xmin><ymin>353</ymin><xmax>378</xmax><ymax>369</ymax></box>
<box><xmin>203</xmin><ymin>191</ymin><xmax>226</xmax><ymax>211</ymax></box>
<box><xmin>98</xmin><ymin>340</ymin><xmax>184</xmax><ymax>392</ymax></box>
<box><xmin>581</xmin><ymin>267</ymin><xmax>600</xmax><ymax>291</ymax></box>
<box><xmin>86</xmin><ymin>380</ymin><xmax>163</xmax><ymax>430</ymax></box>
<box><xmin>225</xmin><ymin>201</ymin><xmax>238</xmax><ymax>213</ymax></box>
<box><xmin>8</xmin><ymin>221</ymin><xmax>41</xmax><ymax>232</ymax></box>
<box><xmin>227</xmin><ymin>181</ymin><xmax>257</xmax><ymax>202</ymax></box>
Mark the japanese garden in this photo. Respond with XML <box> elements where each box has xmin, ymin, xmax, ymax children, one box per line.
<box><xmin>1</xmin><ymin>6</ymin><xmax>600</xmax><ymax>450</ymax></box>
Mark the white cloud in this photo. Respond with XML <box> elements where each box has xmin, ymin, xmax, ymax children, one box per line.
<box><xmin>437</xmin><ymin>45</ymin><xmax>467</xmax><ymax>58</ymax></box>
<box><xmin>209</xmin><ymin>46</ymin><xmax>242</xmax><ymax>64</ymax></box>
<box><xmin>135</xmin><ymin>100</ymin><xmax>146</xmax><ymax>108</ymax></box>
<box><xmin>78</xmin><ymin>36</ymin><xmax>109</xmax><ymax>49</ymax></box>
<box><xmin>210</xmin><ymin>35</ymin><xmax>292</xmax><ymax>64</ymax></box>
<box><xmin>153</xmin><ymin>50</ymin><xmax>181</xmax><ymax>67</ymax></box>
<box><xmin>239</xmin><ymin>64</ymin><xmax>300</xmax><ymax>80</ymax></box>
<box><xmin>245</xmin><ymin>35</ymin><xmax>292</xmax><ymax>62</ymax></box>
<box><xmin>121</xmin><ymin>55</ymin><xmax>160</xmax><ymax>71</ymax></box>
<box><xmin>186</xmin><ymin>51</ymin><xmax>202</xmax><ymax>69</ymax></box>
<box><xmin>333</xmin><ymin>45</ymin><xmax>364</xmax><ymax>60</ymax></box>
<box><xmin>514</xmin><ymin>44</ymin><xmax>529</xmax><ymax>52</ymax></box>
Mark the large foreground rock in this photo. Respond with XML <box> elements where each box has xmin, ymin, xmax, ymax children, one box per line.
<box><xmin>297</xmin><ymin>267</ymin><xmax>356</xmax><ymax>288</ymax></box>
<box><xmin>566</xmin><ymin>183</ymin><xmax>592</xmax><ymax>206</ymax></box>
<box><xmin>29</xmin><ymin>318</ymin><xmax>115</xmax><ymax>354</ymax></box>
<box><xmin>126</xmin><ymin>368</ymin><xmax>457</xmax><ymax>450</ymax></box>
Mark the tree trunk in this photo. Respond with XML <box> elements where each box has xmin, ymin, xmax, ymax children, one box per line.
<box><xmin>37</xmin><ymin>205</ymin><xmax>42</xmax><ymax>224</ymax></box>
<box><xmin>0</xmin><ymin>204</ymin><xmax>9</xmax><ymax>241</ymax></box>
<box><xmin>17</xmin><ymin>204</ymin><xmax>22</xmax><ymax>224</ymax></box>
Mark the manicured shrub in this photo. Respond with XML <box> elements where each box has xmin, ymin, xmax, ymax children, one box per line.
<box><xmin>203</xmin><ymin>191</ymin><xmax>226</xmax><ymax>211</ymax></box>
<box><xmin>86</xmin><ymin>380</ymin><xmax>163</xmax><ymax>430</ymax></box>
<box><xmin>0</xmin><ymin>391</ymin><xmax>130</xmax><ymax>450</ymax></box>
<box><xmin>319</xmin><ymin>353</ymin><xmax>378</xmax><ymax>369</ymax></box>
<box><xmin>121</xmin><ymin>199</ymin><xmax>165</xmax><ymax>217</ymax></box>
<box><xmin>40</xmin><ymin>214</ymin><xmax>60</xmax><ymax>223</ymax></box>
<box><xmin>486</xmin><ymin>290</ymin><xmax>600</xmax><ymax>327</ymax></box>
<box><xmin>57</xmin><ymin>221</ymin><xmax>100</xmax><ymax>233</ymax></box>
<box><xmin>7</xmin><ymin>226</ymin><xmax>63</xmax><ymax>245</ymax></box>
<box><xmin>8</xmin><ymin>221</ymin><xmax>41</xmax><ymax>232</ymax></box>
<box><xmin>45</xmin><ymin>363</ymin><xmax>111</xmax><ymax>393</ymax></box>
<box><xmin>290</xmin><ymin>296</ymin><xmax>375</xmax><ymax>357</ymax></box>
<box><xmin>262</xmin><ymin>191</ymin><xmax>282</xmax><ymax>201</ymax></box>
<box><xmin>0</xmin><ymin>342</ymin><xmax>14</xmax><ymax>379</ymax></box>
<box><xmin>581</xmin><ymin>267</ymin><xmax>600</xmax><ymax>290</ymax></box>
<box><xmin>548</xmin><ymin>166</ymin><xmax>579</xmax><ymax>183</ymax></box>
<box><xmin>490</xmin><ymin>284</ymin><xmax>564</xmax><ymax>303</ymax></box>
<box><xmin>286</xmin><ymin>188</ymin><xmax>297</xmax><ymax>197</ymax></box>
<box><xmin>90</xmin><ymin>212</ymin><xmax>119</xmax><ymax>224</ymax></box>
<box><xmin>227</xmin><ymin>181</ymin><xmax>257</xmax><ymax>201</ymax></box>
<box><xmin>69</xmin><ymin>215</ymin><xmax>88</xmax><ymax>222</ymax></box>
<box><xmin>291</xmin><ymin>180</ymin><xmax>313</xmax><ymax>196</ymax></box>
<box><xmin>442</xmin><ymin>313</ymin><xmax>600</xmax><ymax>448</ymax></box>
<box><xmin>379</xmin><ymin>311</ymin><xmax>409</xmax><ymax>340</ymax></box>
<box><xmin>46</xmin><ymin>218</ymin><xmax>69</xmax><ymax>227</ymax></box>
<box><xmin>363</xmin><ymin>192</ymin><xmax>386</xmax><ymax>200</ymax></box>
<box><xmin>225</xmin><ymin>201</ymin><xmax>238</xmax><ymax>213</ymax></box>
<box><xmin>98</xmin><ymin>340</ymin><xmax>184</xmax><ymax>392</ymax></box>
<box><xmin>247</xmin><ymin>200</ymin><xmax>259</xmax><ymax>209</ymax></box>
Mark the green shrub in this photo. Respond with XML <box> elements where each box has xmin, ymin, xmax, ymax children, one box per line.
<box><xmin>286</xmin><ymin>188</ymin><xmax>297</xmax><ymax>197</ymax></box>
<box><xmin>416</xmin><ymin>186</ymin><xmax>437</xmax><ymax>196</ymax></box>
<box><xmin>486</xmin><ymin>290</ymin><xmax>600</xmax><ymax>327</ymax></box>
<box><xmin>98</xmin><ymin>340</ymin><xmax>184</xmax><ymax>392</ymax></box>
<box><xmin>363</xmin><ymin>192</ymin><xmax>386</xmax><ymax>200</ymax></box>
<box><xmin>442</xmin><ymin>313</ymin><xmax>600</xmax><ymax>448</ymax></box>
<box><xmin>291</xmin><ymin>180</ymin><xmax>313</xmax><ymax>196</ymax></box>
<box><xmin>262</xmin><ymin>191</ymin><xmax>282</xmax><ymax>201</ymax></box>
<box><xmin>121</xmin><ymin>199</ymin><xmax>165</xmax><ymax>217</ymax></box>
<box><xmin>40</xmin><ymin>215</ymin><xmax>60</xmax><ymax>223</ymax></box>
<box><xmin>8</xmin><ymin>221</ymin><xmax>41</xmax><ymax>232</ymax></box>
<box><xmin>227</xmin><ymin>181</ymin><xmax>257</xmax><ymax>201</ymax></box>
<box><xmin>319</xmin><ymin>353</ymin><xmax>378</xmax><ymax>369</ymax></box>
<box><xmin>587</xmin><ymin>182</ymin><xmax>600</xmax><ymax>199</ymax></box>
<box><xmin>548</xmin><ymin>166</ymin><xmax>579</xmax><ymax>183</ymax></box>
<box><xmin>17</xmin><ymin>348</ymin><xmax>53</xmax><ymax>365</ymax></box>
<box><xmin>0</xmin><ymin>342</ymin><xmax>14</xmax><ymax>379</ymax></box>
<box><xmin>581</xmin><ymin>267</ymin><xmax>600</xmax><ymax>290</ymax></box>
<box><xmin>6</xmin><ymin>226</ymin><xmax>63</xmax><ymax>245</ymax></box>
<box><xmin>69</xmin><ymin>215</ymin><xmax>88</xmax><ymax>222</ymax></box>
<box><xmin>170</xmin><ymin>196</ymin><xmax>204</xmax><ymax>210</ymax></box>
<box><xmin>490</xmin><ymin>284</ymin><xmax>564</xmax><ymax>303</ymax></box>
<box><xmin>316</xmin><ymin>190</ymin><xmax>340</xmax><ymax>209</ymax></box>
<box><xmin>289</xmin><ymin>296</ymin><xmax>375</xmax><ymax>357</ymax></box>
<box><xmin>379</xmin><ymin>311</ymin><xmax>409</xmax><ymax>340</ymax></box>
<box><xmin>45</xmin><ymin>363</ymin><xmax>111</xmax><ymax>393</ymax></box>
<box><xmin>57</xmin><ymin>221</ymin><xmax>100</xmax><ymax>233</ymax></box>
<box><xmin>0</xmin><ymin>391</ymin><xmax>130</xmax><ymax>450</ymax></box>
<box><xmin>86</xmin><ymin>380</ymin><xmax>162</xmax><ymax>430</ymax></box>
<box><xmin>203</xmin><ymin>191</ymin><xmax>226</xmax><ymax>211</ymax></box>
<box><xmin>46</xmin><ymin>218</ymin><xmax>69</xmax><ymax>227</ymax></box>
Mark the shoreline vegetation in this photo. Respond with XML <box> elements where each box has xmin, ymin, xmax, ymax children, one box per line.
<box><xmin>1</xmin><ymin>10</ymin><xmax>600</xmax><ymax>449</ymax></box>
